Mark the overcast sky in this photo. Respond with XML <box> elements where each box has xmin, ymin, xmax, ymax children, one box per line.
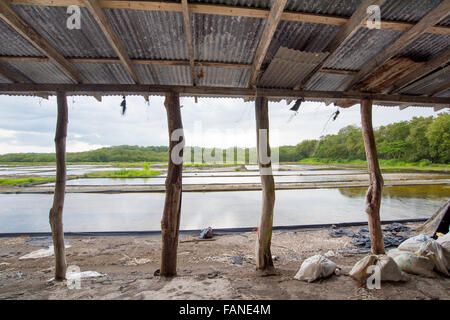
<box><xmin>0</xmin><ymin>95</ymin><xmax>447</xmax><ymax>155</ymax></box>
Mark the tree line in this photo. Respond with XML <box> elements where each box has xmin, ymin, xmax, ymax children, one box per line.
<box><xmin>0</xmin><ymin>114</ymin><xmax>448</xmax><ymax>164</ymax></box>
<box><xmin>280</xmin><ymin>113</ymin><xmax>449</xmax><ymax>164</ymax></box>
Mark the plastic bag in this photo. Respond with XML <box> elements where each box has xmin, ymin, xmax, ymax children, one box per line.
<box><xmin>436</xmin><ymin>232</ymin><xmax>450</xmax><ymax>252</ymax></box>
<box><xmin>294</xmin><ymin>255</ymin><xmax>337</xmax><ymax>283</ymax></box>
<box><xmin>398</xmin><ymin>234</ymin><xmax>431</xmax><ymax>252</ymax></box>
<box><xmin>392</xmin><ymin>252</ymin><xmax>437</xmax><ymax>278</ymax></box>
<box><xmin>349</xmin><ymin>254</ymin><xmax>408</xmax><ymax>283</ymax></box>
<box><xmin>416</xmin><ymin>240</ymin><xmax>449</xmax><ymax>276</ymax></box>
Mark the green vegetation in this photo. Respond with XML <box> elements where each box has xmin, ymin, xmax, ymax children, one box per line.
<box><xmin>0</xmin><ymin>114</ymin><xmax>448</xmax><ymax>169</ymax></box>
<box><xmin>0</xmin><ymin>145</ymin><xmax>169</xmax><ymax>163</ymax></box>
<box><xmin>279</xmin><ymin>113</ymin><xmax>450</xmax><ymax>165</ymax></box>
<box><xmin>83</xmin><ymin>163</ymin><xmax>161</xmax><ymax>178</ymax></box>
<box><xmin>0</xmin><ymin>177</ymin><xmax>55</xmax><ymax>186</ymax></box>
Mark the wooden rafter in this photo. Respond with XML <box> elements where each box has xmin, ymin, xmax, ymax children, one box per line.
<box><xmin>1</xmin><ymin>83</ymin><xmax>450</xmax><ymax>106</ymax></box>
<box><xmin>248</xmin><ymin>0</ymin><xmax>287</xmax><ymax>87</ymax></box>
<box><xmin>9</xmin><ymin>0</ymin><xmax>450</xmax><ymax>35</ymax></box>
<box><xmin>297</xmin><ymin>0</ymin><xmax>385</xmax><ymax>90</ymax></box>
<box><xmin>0</xmin><ymin>1</ymin><xmax>86</xmax><ymax>83</ymax></box>
<box><xmin>181</xmin><ymin>0</ymin><xmax>196</xmax><ymax>86</ymax></box>
<box><xmin>83</xmin><ymin>0</ymin><xmax>141</xmax><ymax>84</ymax></box>
<box><xmin>341</xmin><ymin>0</ymin><xmax>450</xmax><ymax>91</ymax></box>
<box><xmin>388</xmin><ymin>48</ymin><xmax>450</xmax><ymax>94</ymax></box>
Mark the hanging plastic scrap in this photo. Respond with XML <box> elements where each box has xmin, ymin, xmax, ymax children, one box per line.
<box><xmin>120</xmin><ymin>95</ymin><xmax>127</xmax><ymax>115</ymax></box>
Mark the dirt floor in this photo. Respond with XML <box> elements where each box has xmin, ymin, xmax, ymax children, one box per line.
<box><xmin>0</xmin><ymin>224</ymin><xmax>449</xmax><ymax>300</ymax></box>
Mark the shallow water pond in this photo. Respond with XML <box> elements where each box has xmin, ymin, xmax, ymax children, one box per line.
<box><xmin>0</xmin><ymin>185</ymin><xmax>448</xmax><ymax>233</ymax></box>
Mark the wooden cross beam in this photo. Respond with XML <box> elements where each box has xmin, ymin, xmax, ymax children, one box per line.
<box><xmin>0</xmin><ymin>1</ymin><xmax>87</xmax><ymax>83</ymax></box>
<box><xmin>1</xmin><ymin>83</ymin><xmax>450</xmax><ymax>107</ymax></box>
<box><xmin>83</xmin><ymin>0</ymin><xmax>141</xmax><ymax>84</ymax></box>
<box><xmin>297</xmin><ymin>0</ymin><xmax>385</xmax><ymax>90</ymax></box>
<box><xmin>340</xmin><ymin>0</ymin><xmax>450</xmax><ymax>91</ymax></box>
<box><xmin>248</xmin><ymin>0</ymin><xmax>287</xmax><ymax>87</ymax></box>
<box><xmin>181</xmin><ymin>0</ymin><xmax>196</xmax><ymax>86</ymax></box>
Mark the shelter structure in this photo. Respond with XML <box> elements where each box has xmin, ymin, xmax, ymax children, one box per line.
<box><xmin>0</xmin><ymin>0</ymin><xmax>449</xmax><ymax>279</ymax></box>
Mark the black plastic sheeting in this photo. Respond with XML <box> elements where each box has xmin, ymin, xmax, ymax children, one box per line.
<box><xmin>329</xmin><ymin>222</ymin><xmax>412</xmax><ymax>249</ymax></box>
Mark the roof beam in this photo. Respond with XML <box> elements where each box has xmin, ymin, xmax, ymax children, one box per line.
<box><xmin>248</xmin><ymin>0</ymin><xmax>287</xmax><ymax>87</ymax></box>
<box><xmin>297</xmin><ymin>0</ymin><xmax>385</xmax><ymax>90</ymax></box>
<box><xmin>388</xmin><ymin>48</ymin><xmax>450</xmax><ymax>94</ymax></box>
<box><xmin>82</xmin><ymin>0</ymin><xmax>141</xmax><ymax>83</ymax></box>
<box><xmin>9</xmin><ymin>1</ymin><xmax>450</xmax><ymax>35</ymax></box>
<box><xmin>181</xmin><ymin>0</ymin><xmax>196</xmax><ymax>86</ymax></box>
<box><xmin>1</xmin><ymin>83</ymin><xmax>450</xmax><ymax>106</ymax></box>
<box><xmin>0</xmin><ymin>1</ymin><xmax>86</xmax><ymax>83</ymax></box>
<box><xmin>341</xmin><ymin>0</ymin><xmax>450</xmax><ymax>91</ymax></box>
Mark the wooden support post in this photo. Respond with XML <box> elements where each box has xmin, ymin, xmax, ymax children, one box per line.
<box><xmin>360</xmin><ymin>99</ymin><xmax>385</xmax><ymax>254</ymax></box>
<box><xmin>160</xmin><ymin>92</ymin><xmax>184</xmax><ymax>277</ymax></box>
<box><xmin>49</xmin><ymin>91</ymin><xmax>68</xmax><ymax>280</ymax></box>
<box><xmin>255</xmin><ymin>96</ymin><xmax>276</xmax><ymax>273</ymax></box>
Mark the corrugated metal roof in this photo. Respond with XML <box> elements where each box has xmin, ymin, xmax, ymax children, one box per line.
<box><xmin>324</xmin><ymin>28</ymin><xmax>403</xmax><ymax>70</ymax></box>
<box><xmin>436</xmin><ymin>88</ymin><xmax>450</xmax><ymax>97</ymax></box>
<box><xmin>305</xmin><ymin>72</ymin><xmax>353</xmax><ymax>91</ymax></box>
<box><xmin>136</xmin><ymin>65</ymin><xmax>191</xmax><ymax>85</ymax></box>
<box><xmin>380</xmin><ymin>0</ymin><xmax>443</xmax><ymax>23</ymax></box>
<box><xmin>0</xmin><ymin>74</ymin><xmax>13</xmax><ymax>84</ymax></box>
<box><xmin>11</xmin><ymin>5</ymin><xmax>117</xmax><ymax>58</ymax></box>
<box><xmin>400</xmin><ymin>33</ymin><xmax>450</xmax><ymax>62</ymax></box>
<box><xmin>0</xmin><ymin>19</ymin><xmax>44</xmax><ymax>57</ymax></box>
<box><xmin>259</xmin><ymin>47</ymin><xmax>328</xmax><ymax>88</ymax></box>
<box><xmin>400</xmin><ymin>67</ymin><xmax>450</xmax><ymax>95</ymax></box>
<box><xmin>104</xmin><ymin>9</ymin><xmax>189</xmax><ymax>60</ymax></box>
<box><xmin>195</xmin><ymin>66</ymin><xmax>249</xmax><ymax>87</ymax></box>
<box><xmin>74</xmin><ymin>63</ymin><xmax>134</xmax><ymax>84</ymax></box>
<box><xmin>265</xmin><ymin>21</ymin><xmax>339</xmax><ymax>64</ymax></box>
<box><xmin>192</xmin><ymin>13</ymin><xmax>264</xmax><ymax>63</ymax></box>
<box><xmin>190</xmin><ymin>0</ymin><xmax>272</xmax><ymax>9</ymax></box>
<box><xmin>3</xmin><ymin>61</ymin><xmax>73</xmax><ymax>84</ymax></box>
<box><xmin>286</xmin><ymin>0</ymin><xmax>360</xmax><ymax>17</ymax></box>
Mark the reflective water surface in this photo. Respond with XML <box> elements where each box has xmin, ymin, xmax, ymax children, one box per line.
<box><xmin>0</xmin><ymin>185</ymin><xmax>448</xmax><ymax>233</ymax></box>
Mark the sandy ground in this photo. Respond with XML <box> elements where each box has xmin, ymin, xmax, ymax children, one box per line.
<box><xmin>0</xmin><ymin>224</ymin><xmax>449</xmax><ymax>300</ymax></box>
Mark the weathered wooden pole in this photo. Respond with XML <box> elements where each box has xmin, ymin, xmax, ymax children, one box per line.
<box><xmin>361</xmin><ymin>99</ymin><xmax>385</xmax><ymax>254</ymax></box>
<box><xmin>160</xmin><ymin>92</ymin><xmax>184</xmax><ymax>277</ymax></box>
<box><xmin>255</xmin><ymin>96</ymin><xmax>276</xmax><ymax>273</ymax></box>
<box><xmin>49</xmin><ymin>91</ymin><xmax>68</xmax><ymax>280</ymax></box>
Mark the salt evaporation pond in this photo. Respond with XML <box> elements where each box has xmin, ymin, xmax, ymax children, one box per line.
<box><xmin>0</xmin><ymin>185</ymin><xmax>448</xmax><ymax>233</ymax></box>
